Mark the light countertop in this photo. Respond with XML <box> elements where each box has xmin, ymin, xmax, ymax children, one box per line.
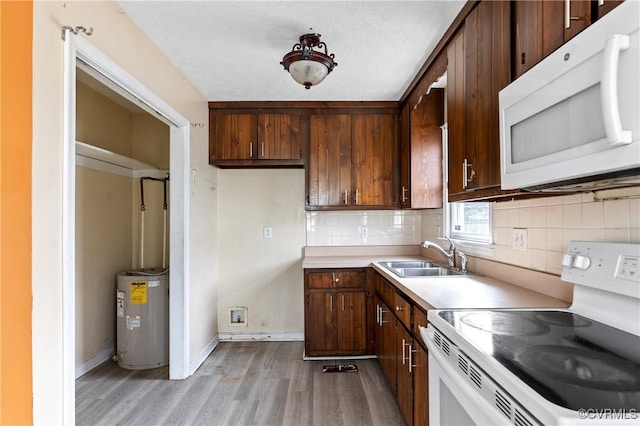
<box><xmin>303</xmin><ymin>245</ymin><xmax>571</xmax><ymax>312</ymax></box>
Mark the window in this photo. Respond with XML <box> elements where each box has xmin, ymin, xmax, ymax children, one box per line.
<box><xmin>449</xmin><ymin>202</ymin><xmax>492</xmax><ymax>243</ymax></box>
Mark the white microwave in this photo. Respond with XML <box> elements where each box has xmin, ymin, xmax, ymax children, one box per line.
<box><xmin>499</xmin><ymin>0</ymin><xmax>640</xmax><ymax>192</ymax></box>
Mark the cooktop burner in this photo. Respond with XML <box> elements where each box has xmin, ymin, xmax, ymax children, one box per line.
<box><xmin>515</xmin><ymin>345</ymin><xmax>640</xmax><ymax>389</ymax></box>
<box><xmin>533</xmin><ymin>311</ymin><xmax>592</xmax><ymax>328</ymax></box>
<box><xmin>459</xmin><ymin>311</ymin><xmax>550</xmax><ymax>336</ymax></box>
<box><xmin>438</xmin><ymin>309</ymin><xmax>640</xmax><ymax>410</ymax></box>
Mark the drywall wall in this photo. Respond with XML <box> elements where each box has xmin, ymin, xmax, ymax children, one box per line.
<box><xmin>75</xmin><ymin>166</ymin><xmax>132</xmax><ymax>369</ymax></box>
<box><xmin>217</xmin><ymin>169</ymin><xmax>305</xmax><ymax>336</ymax></box>
<box><xmin>32</xmin><ymin>1</ymin><xmax>217</xmax><ymax>422</ymax></box>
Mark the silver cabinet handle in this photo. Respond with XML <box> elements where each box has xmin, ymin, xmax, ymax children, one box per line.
<box><xmin>396</xmin><ymin>306</ymin><xmax>402</xmax><ymax>312</ymax></box>
<box><xmin>261</xmin><ymin>142</ymin><xmax>265</xmax><ymax>158</ymax></box>
<box><xmin>409</xmin><ymin>344</ymin><xmax>416</xmax><ymax>373</ymax></box>
<box><xmin>380</xmin><ymin>307</ymin><xmax>387</xmax><ymax>324</ymax></box>
<box><xmin>355</xmin><ymin>189</ymin><xmax>359</xmax><ymax>205</ymax></box>
<box><xmin>249</xmin><ymin>142</ymin><xmax>253</xmax><ymax>158</ymax></box>
<box><xmin>376</xmin><ymin>304</ymin><xmax>380</xmax><ymax>325</ymax></box>
<box><xmin>564</xmin><ymin>0</ymin><xmax>582</xmax><ymax>29</ymax></box>
<box><xmin>344</xmin><ymin>190</ymin><xmax>348</xmax><ymax>205</ymax></box>
<box><xmin>463</xmin><ymin>159</ymin><xmax>473</xmax><ymax>189</ymax></box>
<box><xmin>402</xmin><ymin>338</ymin><xmax>407</xmax><ymax>365</ymax></box>
<box><xmin>401</xmin><ymin>186</ymin><xmax>408</xmax><ymax>203</ymax></box>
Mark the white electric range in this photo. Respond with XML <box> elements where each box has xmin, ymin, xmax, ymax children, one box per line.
<box><xmin>421</xmin><ymin>241</ymin><xmax>640</xmax><ymax>425</ymax></box>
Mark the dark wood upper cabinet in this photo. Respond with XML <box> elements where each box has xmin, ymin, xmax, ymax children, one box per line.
<box><xmin>597</xmin><ymin>0</ymin><xmax>625</xmax><ymax>19</ymax></box>
<box><xmin>307</xmin><ymin>114</ymin><xmax>353</xmax><ymax>207</ymax></box>
<box><xmin>407</xmin><ymin>89</ymin><xmax>444</xmax><ymax>209</ymax></box>
<box><xmin>258</xmin><ymin>113</ymin><xmax>302</xmax><ymax>160</ymax></box>
<box><xmin>447</xmin><ymin>0</ymin><xmax>513</xmax><ymax>201</ymax></box>
<box><xmin>209</xmin><ymin>108</ymin><xmax>304</xmax><ymax>168</ymax></box>
<box><xmin>351</xmin><ymin>114</ymin><xmax>396</xmax><ymax>207</ymax></box>
<box><xmin>513</xmin><ymin>0</ymin><xmax>624</xmax><ymax>80</ymax></box>
<box><xmin>307</xmin><ymin>112</ymin><xmax>397</xmax><ymax>209</ymax></box>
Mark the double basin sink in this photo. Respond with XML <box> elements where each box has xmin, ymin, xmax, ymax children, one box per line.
<box><xmin>378</xmin><ymin>261</ymin><xmax>466</xmax><ymax>278</ymax></box>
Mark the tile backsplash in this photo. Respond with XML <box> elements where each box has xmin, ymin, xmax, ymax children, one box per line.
<box><xmin>306</xmin><ymin>190</ymin><xmax>639</xmax><ymax>276</ymax></box>
<box><xmin>306</xmin><ymin>210</ymin><xmax>423</xmax><ymax>246</ymax></box>
<box><xmin>421</xmin><ymin>192</ymin><xmax>639</xmax><ymax>275</ymax></box>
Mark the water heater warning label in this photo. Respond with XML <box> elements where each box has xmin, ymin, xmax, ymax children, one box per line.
<box><xmin>126</xmin><ymin>315</ymin><xmax>140</xmax><ymax>330</ymax></box>
<box><xmin>130</xmin><ymin>282</ymin><xmax>148</xmax><ymax>304</ymax></box>
<box><xmin>116</xmin><ymin>290</ymin><xmax>125</xmax><ymax>317</ymax></box>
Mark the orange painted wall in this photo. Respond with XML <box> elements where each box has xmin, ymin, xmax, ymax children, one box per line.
<box><xmin>0</xmin><ymin>1</ymin><xmax>33</xmax><ymax>424</ymax></box>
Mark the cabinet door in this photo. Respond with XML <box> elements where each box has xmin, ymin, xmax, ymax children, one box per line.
<box><xmin>565</xmin><ymin>0</ymin><xmax>592</xmax><ymax>42</ymax></box>
<box><xmin>513</xmin><ymin>1</ymin><xmax>569</xmax><ymax>80</ymax></box>
<box><xmin>396</xmin><ymin>325</ymin><xmax>413</xmax><ymax>426</ymax></box>
<box><xmin>305</xmin><ymin>292</ymin><xmax>337</xmax><ymax>354</ymax></box>
<box><xmin>398</xmin><ymin>103</ymin><xmax>411</xmax><ymax>208</ymax></box>
<box><xmin>410</xmin><ymin>89</ymin><xmax>444</xmax><ymax>208</ymax></box>
<box><xmin>375</xmin><ymin>299</ymin><xmax>397</xmax><ymax>393</ymax></box>
<box><xmin>210</xmin><ymin>113</ymin><xmax>257</xmax><ymax>160</ymax></box>
<box><xmin>308</xmin><ymin>114</ymin><xmax>352</xmax><ymax>207</ymax></box>
<box><xmin>413</xmin><ymin>341</ymin><xmax>429</xmax><ymax>425</ymax></box>
<box><xmin>446</xmin><ymin>29</ymin><xmax>465</xmax><ymax>195</ymax></box>
<box><xmin>337</xmin><ymin>291</ymin><xmax>366</xmax><ymax>353</ymax></box>
<box><xmin>351</xmin><ymin>114</ymin><xmax>396</xmax><ymax>207</ymax></box>
<box><xmin>597</xmin><ymin>0</ymin><xmax>624</xmax><ymax>19</ymax></box>
<box><xmin>449</xmin><ymin>1</ymin><xmax>511</xmax><ymax>200</ymax></box>
<box><xmin>258</xmin><ymin>113</ymin><xmax>301</xmax><ymax>160</ymax></box>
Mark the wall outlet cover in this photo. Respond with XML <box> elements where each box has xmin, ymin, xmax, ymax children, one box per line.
<box><xmin>512</xmin><ymin>228</ymin><xmax>528</xmax><ymax>251</ymax></box>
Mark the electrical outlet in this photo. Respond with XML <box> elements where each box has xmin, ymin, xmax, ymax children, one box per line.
<box><xmin>263</xmin><ymin>226</ymin><xmax>272</xmax><ymax>239</ymax></box>
<box><xmin>361</xmin><ymin>227</ymin><xmax>368</xmax><ymax>238</ymax></box>
<box><xmin>512</xmin><ymin>228</ymin><xmax>528</xmax><ymax>251</ymax></box>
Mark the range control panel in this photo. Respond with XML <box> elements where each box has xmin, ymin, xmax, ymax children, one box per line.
<box><xmin>562</xmin><ymin>241</ymin><xmax>640</xmax><ymax>296</ymax></box>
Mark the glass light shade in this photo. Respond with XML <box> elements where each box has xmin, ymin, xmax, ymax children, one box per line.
<box><xmin>288</xmin><ymin>60</ymin><xmax>329</xmax><ymax>88</ymax></box>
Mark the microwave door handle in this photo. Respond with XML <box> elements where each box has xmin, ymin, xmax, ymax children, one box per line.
<box><xmin>601</xmin><ymin>34</ymin><xmax>632</xmax><ymax>145</ymax></box>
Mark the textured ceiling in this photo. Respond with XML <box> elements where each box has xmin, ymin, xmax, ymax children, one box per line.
<box><xmin>117</xmin><ymin>1</ymin><xmax>465</xmax><ymax>101</ymax></box>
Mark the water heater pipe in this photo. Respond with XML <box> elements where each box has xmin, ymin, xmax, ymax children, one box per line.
<box><xmin>139</xmin><ymin>178</ymin><xmax>146</xmax><ymax>270</ymax></box>
<box><xmin>162</xmin><ymin>176</ymin><xmax>169</xmax><ymax>269</ymax></box>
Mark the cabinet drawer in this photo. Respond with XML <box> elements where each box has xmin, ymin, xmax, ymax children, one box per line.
<box><xmin>394</xmin><ymin>292</ymin><xmax>412</xmax><ymax>330</ymax></box>
<box><xmin>412</xmin><ymin>306</ymin><xmax>428</xmax><ymax>341</ymax></box>
<box><xmin>306</xmin><ymin>269</ymin><xmax>365</xmax><ymax>290</ymax></box>
<box><xmin>373</xmin><ymin>272</ymin><xmax>395</xmax><ymax>308</ymax></box>
<box><xmin>334</xmin><ymin>270</ymin><xmax>365</xmax><ymax>289</ymax></box>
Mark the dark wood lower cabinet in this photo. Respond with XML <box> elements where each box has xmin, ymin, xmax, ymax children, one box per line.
<box><xmin>373</xmin><ymin>271</ymin><xmax>430</xmax><ymax>425</ymax></box>
<box><xmin>304</xmin><ymin>269</ymin><xmax>368</xmax><ymax>357</ymax></box>
<box><xmin>413</xmin><ymin>342</ymin><xmax>429</xmax><ymax>425</ymax></box>
<box><xmin>397</xmin><ymin>324</ymin><xmax>414</xmax><ymax>425</ymax></box>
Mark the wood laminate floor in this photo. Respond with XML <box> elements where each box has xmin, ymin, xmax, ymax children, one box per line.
<box><xmin>76</xmin><ymin>341</ymin><xmax>405</xmax><ymax>426</ymax></box>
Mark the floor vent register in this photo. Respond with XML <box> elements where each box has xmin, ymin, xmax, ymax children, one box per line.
<box><xmin>322</xmin><ymin>364</ymin><xmax>358</xmax><ymax>373</ymax></box>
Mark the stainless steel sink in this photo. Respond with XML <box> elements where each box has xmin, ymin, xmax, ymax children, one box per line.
<box><xmin>393</xmin><ymin>267</ymin><xmax>464</xmax><ymax>277</ymax></box>
<box><xmin>378</xmin><ymin>261</ymin><xmax>467</xmax><ymax>278</ymax></box>
<box><xmin>379</xmin><ymin>261</ymin><xmax>440</xmax><ymax>269</ymax></box>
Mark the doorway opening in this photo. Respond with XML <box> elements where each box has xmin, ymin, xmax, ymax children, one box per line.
<box><xmin>63</xmin><ymin>33</ymin><xmax>191</xmax><ymax>423</ymax></box>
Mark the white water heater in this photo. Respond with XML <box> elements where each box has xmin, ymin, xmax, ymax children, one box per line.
<box><xmin>116</xmin><ymin>268</ymin><xmax>168</xmax><ymax>370</ymax></box>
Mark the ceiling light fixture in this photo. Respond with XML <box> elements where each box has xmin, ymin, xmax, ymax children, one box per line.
<box><xmin>280</xmin><ymin>33</ymin><xmax>337</xmax><ymax>89</ymax></box>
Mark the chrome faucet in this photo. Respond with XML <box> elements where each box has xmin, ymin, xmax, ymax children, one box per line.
<box><xmin>457</xmin><ymin>251</ymin><xmax>468</xmax><ymax>273</ymax></box>
<box><xmin>421</xmin><ymin>237</ymin><xmax>456</xmax><ymax>268</ymax></box>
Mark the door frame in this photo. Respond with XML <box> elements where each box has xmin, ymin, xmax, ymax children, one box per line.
<box><xmin>63</xmin><ymin>32</ymin><xmax>191</xmax><ymax>423</ymax></box>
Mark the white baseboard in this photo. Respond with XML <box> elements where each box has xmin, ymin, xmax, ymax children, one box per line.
<box><xmin>189</xmin><ymin>334</ymin><xmax>220</xmax><ymax>375</ymax></box>
<box><xmin>303</xmin><ymin>354</ymin><xmax>377</xmax><ymax>361</ymax></box>
<box><xmin>75</xmin><ymin>344</ymin><xmax>115</xmax><ymax>378</ymax></box>
<box><xmin>218</xmin><ymin>332</ymin><xmax>304</xmax><ymax>342</ymax></box>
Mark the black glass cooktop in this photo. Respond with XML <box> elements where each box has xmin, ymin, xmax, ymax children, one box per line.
<box><xmin>438</xmin><ymin>310</ymin><xmax>640</xmax><ymax>411</ymax></box>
